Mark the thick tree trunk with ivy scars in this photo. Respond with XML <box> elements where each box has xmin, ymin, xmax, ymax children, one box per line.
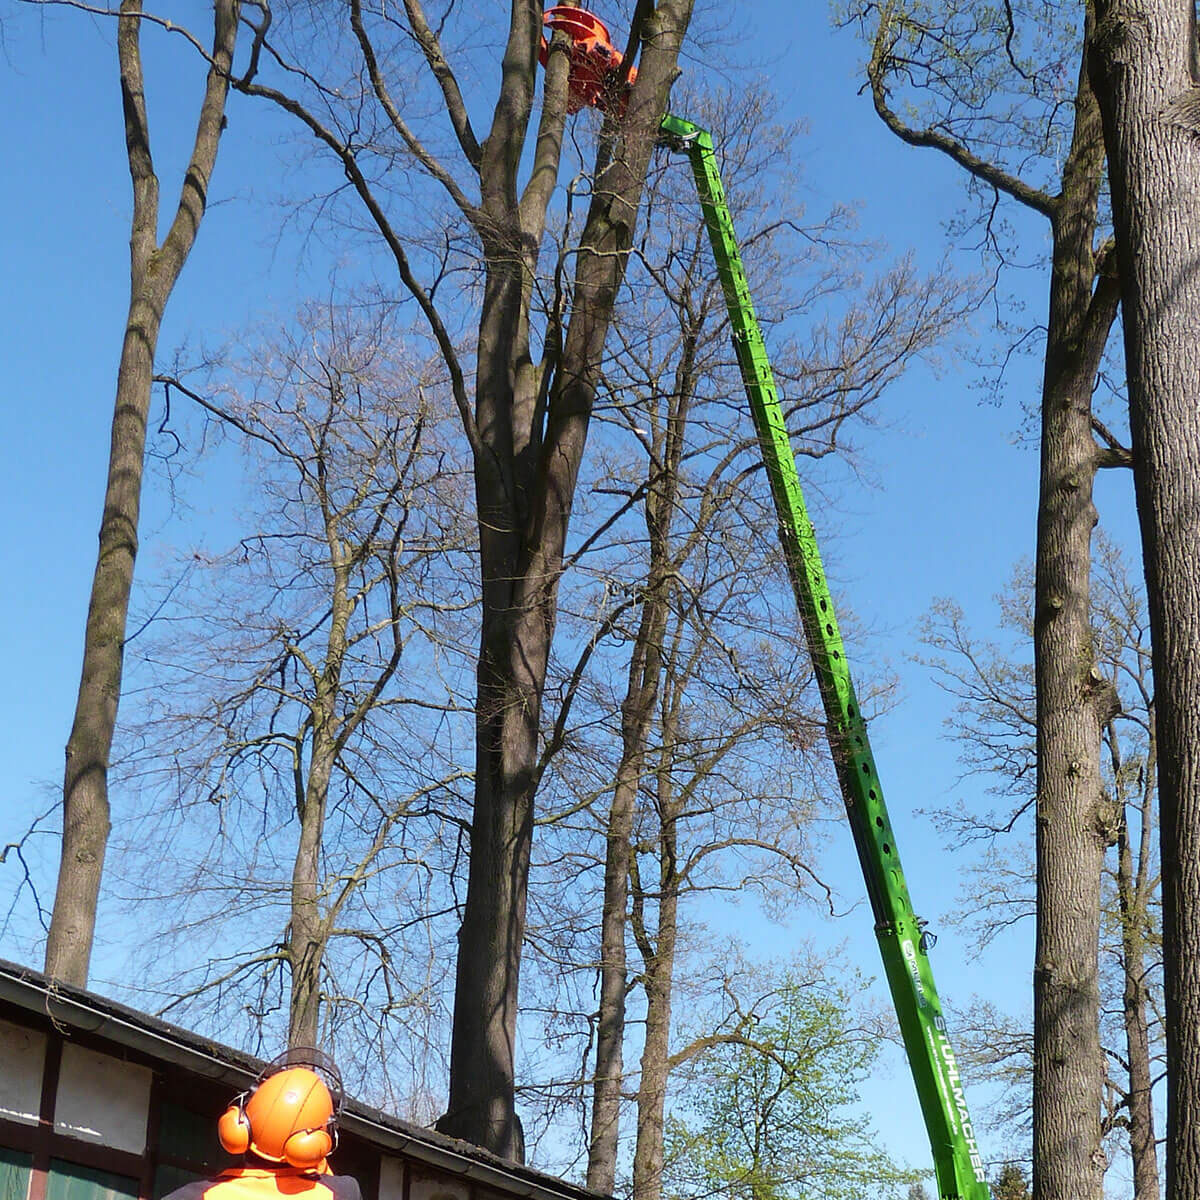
<box><xmin>1089</xmin><ymin>5</ymin><xmax>1200</xmax><ymax>1195</ymax></box>
<box><xmin>438</xmin><ymin>0</ymin><xmax>696</xmax><ymax>1161</ymax></box>
<box><xmin>1031</xmin><ymin>18</ymin><xmax>1122</xmax><ymax>1200</ymax></box>
<box><xmin>44</xmin><ymin>0</ymin><xmax>239</xmax><ymax>986</ymax></box>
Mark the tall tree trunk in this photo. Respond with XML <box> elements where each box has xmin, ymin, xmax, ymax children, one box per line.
<box><xmin>588</xmin><ymin>578</ymin><xmax>670</xmax><ymax>1195</ymax></box>
<box><xmin>415</xmin><ymin>3</ymin><xmax>546</xmax><ymax>1157</ymax></box>
<box><xmin>1031</xmin><ymin>17</ymin><xmax>1122</xmax><ymax>1198</ymax></box>
<box><xmin>233</xmin><ymin>1</ymin><xmax>696</xmax><ymax>1157</ymax></box>
<box><xmin>439</xmin><ymin>1</ymin><xmax>696</xmax><ymax>1159</ymax></box>
<box><xmin>45</xmin><ymin>0</ymin><xmax>239</xmax><ymax>985</ymax></box>
<box><xmin>288</xmin><ymin>723</ymin><xmax>338</xmax><ymax>1049</ymax></box>
<box><xmin>631</xmin><ymin>778</ymin><xmax>679</xmax><ymax>1200</ymax></box>
<box><xmin>587</xmin><ymin>338</ymin><xmax>695</xmax><ymax>1193</ymax></box>
<box><xmin>287</xmin><ymin>533</ymin><xmax>354</xmax><ymax>1047</ymax></box>
<box><xmin>1089</xmin><ymin>7</ymin><xmax>1200</xmax><ymax>1196</ymax></box>
<box><xmin>1102</xmin><ymin>709</ymin><xmax>1160</xmax><ymax>1200</ymax></box>
<box><xmin>1117</xmin><ymin>748</ymin><xmax>1159</xmax><ymax>1200</ymax></box>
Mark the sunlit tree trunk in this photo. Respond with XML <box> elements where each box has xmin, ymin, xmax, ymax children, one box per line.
<box><xmin>630</xmin><ymin>754</ymin><xmax>680</xmax><ymax>1200</ymax></box>
<box><xmin>1030</xmin><ymin>17</ymin><xmax>1122</xmax><ymax>1198</ymax></box>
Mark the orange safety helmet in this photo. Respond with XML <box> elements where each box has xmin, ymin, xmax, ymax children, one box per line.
<box><xmin>218</xmin><ymin>1048</ymin><xmax>344</xmax><ymax>1171</ymax></box>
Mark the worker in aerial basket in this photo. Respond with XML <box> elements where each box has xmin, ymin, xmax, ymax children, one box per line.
<box><xmin>163</xmin><ymin>1048</ymin><xmax>362</xmax><ymax>1200</ymax></box>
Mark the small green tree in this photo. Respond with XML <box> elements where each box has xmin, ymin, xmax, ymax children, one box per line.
<box><xmin>663</xmin><ymin>971</ymin><xmax>920</xmax><ymax>1200</ymax></box>
<box><xmin>991</xmin><ymin>1162</ymin><xmax>1031</xmax><ymax>1200</ymax></box>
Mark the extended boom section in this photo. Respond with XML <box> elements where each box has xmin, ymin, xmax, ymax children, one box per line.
<box><xmin>659</xmin><ymin>113</ymin><xmax>989</xmax><ymax>1200</ymax></box>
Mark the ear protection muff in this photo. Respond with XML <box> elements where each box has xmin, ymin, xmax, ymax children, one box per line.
<box><xmin>218</xmin><ymin>1093</ymin><xmax>334</xmax><ymax>1168</ymax></box>
<box><xmin>281</xmin><ymin>1126</ymin><xmax>335</xmax><ymax>1170</ymax></box>
<box><xmin>217</xmin><ymin>1096</ymin><xmax>252</xmax><ymax>1155</ymax></box>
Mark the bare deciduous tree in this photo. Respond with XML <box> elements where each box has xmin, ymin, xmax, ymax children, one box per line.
<box><xmin>114</xmin><ymin>305</ymin><xmax>475</xmax><ymax>1104</ymax></box>
<box><xmin>918</xmin><ymin>539</ymin><xmax>1162</xmax><ymax>1198</ymax></box>
<box><xmin>839</xmin><ymin>5</ymin><xmax>1131</xmax><ymax>1194</ymax></box>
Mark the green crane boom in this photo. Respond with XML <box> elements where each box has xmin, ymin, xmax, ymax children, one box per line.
<box><xmin>658</xmin><ymin>112</ymin><xmax>991</xmax><ymax>1200</ymax></box>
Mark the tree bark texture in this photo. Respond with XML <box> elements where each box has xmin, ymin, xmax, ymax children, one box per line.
<box><xmin>44</xmin><ymin>0</ymin><xmax>239</xmax><ymax>985</ymax></box>
<box><xmin>1089</xmin><ymin>6</ymin><xmax>1200</xmax><ymax>1196</ymax></box>
<box><xmin>286</xmin><ymin>503</ymin><xmax>360</xmax><ymax>1048</ymax></box>
<box><xmin>1031</xmin><ymin>19</ymin><xmax>1121</xmax><ymax>1200</ymax></box>
<box><xmin>439</xmin><ymin>0</ymin><xmax>695</xmax><ymax>1160</ymax></box>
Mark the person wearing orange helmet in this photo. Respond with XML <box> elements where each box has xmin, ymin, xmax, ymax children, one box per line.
<box><xmin>163</xmin><ymin>1050</ymin><xmax>361</xmax><ymax>1200</ymax></box>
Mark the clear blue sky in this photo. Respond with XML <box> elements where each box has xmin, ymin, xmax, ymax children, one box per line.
<box><xmin>0</xmin><ymin>0</ymin><xmax>1143</xmax><ymax>1185</ymax></box>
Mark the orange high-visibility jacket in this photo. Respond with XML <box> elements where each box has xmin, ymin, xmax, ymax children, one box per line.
<box><xmin>163</xmin><ymin>1166</ymin><xmax>362</xmax><ymax>1200</ymax></box>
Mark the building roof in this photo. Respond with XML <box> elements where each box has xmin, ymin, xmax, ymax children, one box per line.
<box><xmin>0</xmin><ymin>958</ymin><xmax>606</xmax><ymax>1200</ymax></box>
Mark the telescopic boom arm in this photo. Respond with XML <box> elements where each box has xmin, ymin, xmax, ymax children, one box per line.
<box><xmin>658</xmin><ymin>112</ymin><xmax>990</xmax><ymax>1200</ymax></box>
